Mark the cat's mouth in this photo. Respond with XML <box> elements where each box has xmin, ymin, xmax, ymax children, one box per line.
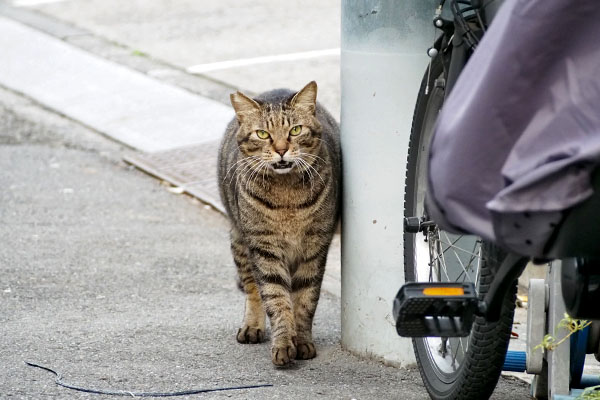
<box><xmin>272</xmin><ymin>160</ymin><xmax>293</xmax><ymax>172</ymax></box>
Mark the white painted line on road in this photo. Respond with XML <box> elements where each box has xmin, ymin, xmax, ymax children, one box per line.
<box><xmin>0</xmin><ymin>16</ymin><xmax>234</xmax><ymax>153</ymax></box>
<box><xmin>186</xmin><ymin>48</ymin><xmax>341</xmax><ymax>74</ymax></box>
<box><xmin>12</xmin><ymin>0</ymin><xmax>66</xmax><ymax>7</ymax></box>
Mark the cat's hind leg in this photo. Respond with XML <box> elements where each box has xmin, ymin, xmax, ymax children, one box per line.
<box><xmin>230</xmin><ymin>229</ymin><xmax>266</xmax><ymax>344</ymax></box>
<box><xmin>251</xmin><ymin>248</ymin><xmax>297</xmax><ymax>366</ymax></box>
<box><xmin>291</xmin><ymin>251</ymin><xmax>327</xmax><ymax>360</ymax></box>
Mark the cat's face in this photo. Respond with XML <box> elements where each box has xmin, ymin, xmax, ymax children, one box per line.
<box><xmin>230</xmin><ymin>81</ymin><xmax>322</xmax><ymax>176</ymax></box>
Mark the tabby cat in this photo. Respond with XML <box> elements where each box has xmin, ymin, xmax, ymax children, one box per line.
<box><xmin>217</xmin><ymin>81</ymin><xmax>341</xmax><ymax>366</ymax></box>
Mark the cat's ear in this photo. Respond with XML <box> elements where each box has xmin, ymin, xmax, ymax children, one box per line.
<box><xmin>230</xmin><ymin>91</ymin><xmax>261</xmax><ymax>123</ymax></box>
<box><xmin>290</xmin><ymin>81</ymin><xmax>317</xmax><ymax>114</ymax></box>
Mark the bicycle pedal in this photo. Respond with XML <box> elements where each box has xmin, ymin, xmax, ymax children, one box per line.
<box><xmin>393</xmin><ymin>282</ymin><xmax>480</xmax><ymax>337</ymax></box>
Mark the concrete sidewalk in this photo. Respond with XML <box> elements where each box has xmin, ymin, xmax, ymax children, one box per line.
<box><xmin>0</xmin><ymin>15</ymin><xmax>233</xmax><ymax>152</ymax></box>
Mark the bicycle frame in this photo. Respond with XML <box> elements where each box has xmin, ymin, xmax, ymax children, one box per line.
<box><xmin>426</xmin><ymin>0</ymin><xmax>523</xmax><ymax>323</ymax></box>
<box><xmin>426</xmin><ymin>0</ymin><xmax>600</xmax><ymax>323</ymax></box>
<box><xmin>434</xmin><ymin>0</ymin><xmax>505</xmax><ymax>99</ymax></box>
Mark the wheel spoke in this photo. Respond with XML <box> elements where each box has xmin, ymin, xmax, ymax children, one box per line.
<box><xmin>434</xmin><ymin>232</ymin><xmax>452</xmax><ymax>283</ymax></box>
<box><xmin>405</xmin><ymin>53</ymin><xmax>514</xmax><ymax>397</ymax></box>
<box><xmin>418</xmin><ymin>227</ymin><xmax>483</xmax><ymax>376</ymax></box>
<box><xmin>437</xmin><ymin>237</ymin><xmax>482</xmax><ymax>259</ymax></box>
<box><xmin>451</xmin><ymin>337</ymin><xmax>467</xmax><ymax>367</ymax></box>
<box><xmin>441</xmin><ymin>231</ymin><xmax>474</xmax><ymax>284</ymax></box>
<box><xmin>429</xmin><ymin>234</ymin><xmax>462</xmax><ymax>264</ymax></box>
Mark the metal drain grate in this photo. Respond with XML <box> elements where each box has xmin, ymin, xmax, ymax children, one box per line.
<box><xmin>124</xmin><ymin>140</ymin><xmax>225</xmax><ymax>213</ymax></box>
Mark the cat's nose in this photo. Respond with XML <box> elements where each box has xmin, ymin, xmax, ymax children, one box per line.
<box><xmin>276</xmin><ymin>149</ymin><xmax>287</xmax><ymax>157</ymax></box>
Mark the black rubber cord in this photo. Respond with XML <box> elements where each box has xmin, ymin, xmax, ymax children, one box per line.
<box><xmin>26</xmin><ymin>361</ymin><xmax>273</xmax><ymax>397</ymax></box>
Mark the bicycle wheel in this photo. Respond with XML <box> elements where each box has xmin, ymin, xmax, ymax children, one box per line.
<box><xmin>404</xmin><ymin>55</ymin><xmax>517</xmax><ymax>400</ymax></box>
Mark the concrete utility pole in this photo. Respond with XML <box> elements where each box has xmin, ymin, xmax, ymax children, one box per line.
<box><xmin>340</xmin><ymin>0</ymin><xmax>436</xmax><ymax>366</ymax></box>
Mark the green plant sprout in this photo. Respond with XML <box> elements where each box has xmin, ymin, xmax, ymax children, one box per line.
<box><xmin>579</xmin><ymin>385</ymin><xmax>600</xmax><ymax>399</ymax></box>
<box><xmin>534</xmin><ymin>313</ymin><xmax>591</xmax><ymax>352</ymax></box>
<box><xmin>532</xmin><ymin>314</ymin><xmax>597</xmax><ymax>399</ymax></box>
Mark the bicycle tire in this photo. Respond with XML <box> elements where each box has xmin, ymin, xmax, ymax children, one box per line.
<box><xmin>403</xmin><ymin>54</ymin><xmax>517</xmax><ymax>400</ymax></box>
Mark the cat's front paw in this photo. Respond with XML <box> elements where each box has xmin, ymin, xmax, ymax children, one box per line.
<box><xmin>237</xmin><ymin>325</ymin><xmax>265</xmax><ymax>344</ymax></box>
<box><xmin>271</xmin><ymin>341</ymin><xmax>297</xmax><ymax>366</ymax></box>
<box><xmin>296</xmin><ymin>341</ymin><xmax>316</xmax><ymax>360</ymax></box>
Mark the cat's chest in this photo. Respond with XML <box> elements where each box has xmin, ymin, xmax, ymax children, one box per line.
<box><xmin>277</xmin><ymin>221</ymin><xmax>311</xmax><ymax>262</ymax></box>
<box><xmin>238</xmin><ymin>178</ymin><xmax>330</xmax><ymax>237</ymax></box>
<box><xmin>242</xmin><ymin>180</ymin><xmax>324</xmax><ymax>213</ymax></box>
<box><xmin>269</xmin><ymin>184</ymin><xmax>315</xmax><ymax>208</ymax></box>
<box><xmin>274</xmin><ymin>208</ymin><xmax>314</xmax><ymax>236</ymax></box>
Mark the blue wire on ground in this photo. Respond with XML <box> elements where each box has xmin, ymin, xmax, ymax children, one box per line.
<box><xmin>25</xmin><ymin>361</ymin><xmax>273</xmax><ymax>397</ymax></box>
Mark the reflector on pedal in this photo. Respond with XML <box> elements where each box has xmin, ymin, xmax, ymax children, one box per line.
<box><xmin>393</xmin><ymin>282</ymin><xmax>480</xmax><ymax>337</ymax></box>
<box><xmin>422</xmin><ymin>287</ymin><xmax>465</xmax><ymax>296</ymax></box>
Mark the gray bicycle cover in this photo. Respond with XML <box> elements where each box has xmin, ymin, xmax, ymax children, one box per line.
<box><xmin>427</xmin><ymin>0</ymin><xmax>600</xmax><ymax>256</ymax></box>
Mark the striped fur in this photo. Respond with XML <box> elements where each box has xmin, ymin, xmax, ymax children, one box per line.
<box><xmin>217</xmin><ymin>81</ymin><xmax>341</xmax><ymax>366</ymax></box>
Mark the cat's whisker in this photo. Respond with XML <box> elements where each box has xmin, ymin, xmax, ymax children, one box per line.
<box><xmin>245</xmin><ymin>160</ymin><xmax>259</xmax><ymax>181</ymax></box>
<box><xmin>239</xmin><ymin>158</ymin><xmax>262</xmax><ymax>185</ymax></box>
<box><xmin>261</xmin><ymin>162</ymin><xmax>269</xmax><ymax>187</ymax></box>
<box><xmin>227</xmin><ymin>159</ymin><xmax>253</xmax><ymax>186</ymax></box>
<box><xmin>226</xmin><ymin>160</ymin><xmax>249</xmax><ymax>185</ymax></box>
<box><xmin>235</xmin><ymin>158</ymin><xmax>262</xmax><ymax>190</ymax></box>
<box><xmin>296</xmin><ymin>158</ymin><xmax>315</xmax><ymax>192</ymax></box>
<box><xmin>224</xmin><ymin>155</ymin><xmax>258</xmax><ymax>176</ymax></box>
<box><xmin>299</xmin><ymin>152</ymin><xmax>326</xmax><ymax>164</ymax></box>
<box><xmin>224</xmin><ymin>156</ymin><xmax>260</xmax><ymax>184</ymax></box>
<box><xmin>257</xmin><ymin>161</ymin><xmax>269</xmax><ymax>188</ymax></box>
<box><xmin>294</xmin><ymin>157</ymin><xmax>307</xmax><ymax>174</ymax></box>
<box><xmin>244</xmin><ymin>158</ymin><xmax>264</xmax><ymax>185</ymax></box>
<box><xmin>298</xmin><ymin>153</ymin><xmax>319</xmax><ymax>165</ymax></box>
<box><xmin>299</xmin><ymin>156</ymin><xmax>325</xmax><ymax>186</ymax></box>
<box><xmin>248</xmin><ymin>160</ymin><xmax>267</xmax><ymax>188</ymax></box>
<box><xmin>294</xmin><ymin>160</ymin><xmax>306</xmax><ymax>188</ymax></box>
<box><xmin>303</xmin><ymin>164</ymin><xmax>323</xmax><ymax>194</ymax></box>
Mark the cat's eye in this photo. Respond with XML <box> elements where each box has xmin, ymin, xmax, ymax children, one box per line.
<box><xmin>256</xmin><ymin>130</ymin><xmax>270</xmax><ymax>139</ymax></box>
<box><xmin>289</xmin><ymin>125</ymin><xmax>302</xmax><ymax>136</ymax></box>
